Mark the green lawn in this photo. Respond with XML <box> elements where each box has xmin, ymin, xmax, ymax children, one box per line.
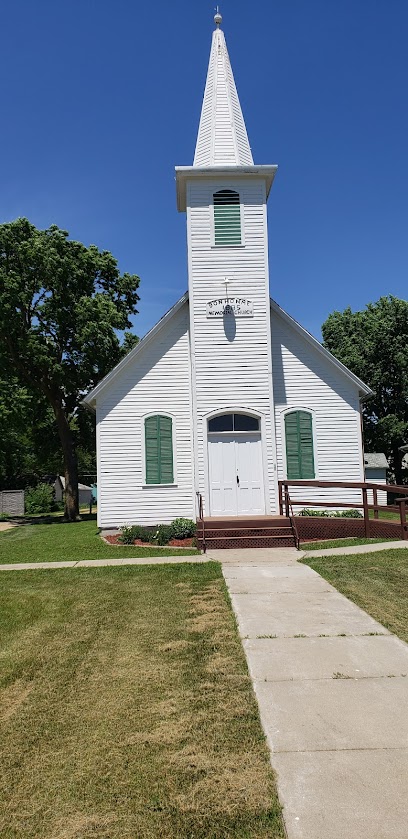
<box><xmin>303</xmin><ymin>548</ymin><xmax>408</xmax><ymax>643</ymax></box>
<box><xmin>302</xmin><ymin>536</ymin><xmax>398</xmax><ymax>551</ymax></box>
<box><xmin>0</xmin><ymin>515</ymin><xmax>199</xmax><ymax>564</ymax></box>
<box><xmin>0</xmin><ymin>564</ymin><xmax>284</xmax><ymax>838</ymax></box>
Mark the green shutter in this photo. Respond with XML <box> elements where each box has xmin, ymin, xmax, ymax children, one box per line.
<box><xmin>214</xmin><ymin>190</ymin><xmax>241</xmax><ymax>245</ymax></box>
<box><xmin>285</xmin><ymin>411</ymin><xmax>315</xmax><ymax>480</ymax></box>
<box><xmin>145</xmin><ymin>415</ymin><xmax>174</xmax><ymax>484</ymax></box>
<box><xmin>298</xmin><ymin>411</ymin><xmax>315</xmax><ymax>479</ymax></box>
<box><xmin>158</xmin><ymin>416</ymin><xmax>174</xmax><ymax>484</ymax></box>
<box><xmin>285</xmin><ymin>412</ymin><xmax>301</xmax><ymax>479</ymax></box>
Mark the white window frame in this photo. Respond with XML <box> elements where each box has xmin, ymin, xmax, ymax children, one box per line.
<box><xmin>211</xmin><ymin>188</ymin><xmax>245</xmax><ymax>248</ymax></box>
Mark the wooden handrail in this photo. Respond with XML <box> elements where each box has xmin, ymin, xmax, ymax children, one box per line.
<box><xmin>279</xmin><ymin>479</ymin><xmax>408</xmax><ymax>495</ymax></box>
<box><xmin>284</xmin><ymin>487</ymin><xmax>300</xmax><ymax>550</ymax></box>
<box><xmin>196</xmin><ymin>491</ymin><xmax>206</xmax><ymax>552</ymax></box>
<box><xmin>278</xmin><ymin>480</ymin><xmax>408</xmax><ymax>541</ymax></box>
<box><xmin>396</xmin><ymin>498</ymin><xmax>408</xmax><ymax>541</ymax></box>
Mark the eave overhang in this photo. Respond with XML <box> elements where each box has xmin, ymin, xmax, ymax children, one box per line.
<box><xmin>175</xmin><ymin>165</ymin><xmax>278</xmax><ymax>212</ymax></box>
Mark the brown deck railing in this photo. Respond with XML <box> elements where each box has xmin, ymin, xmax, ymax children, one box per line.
<box><xmin>278</xmin><ymin>480</ymin><xmax>408</xmax><ymax>541</ymax></box>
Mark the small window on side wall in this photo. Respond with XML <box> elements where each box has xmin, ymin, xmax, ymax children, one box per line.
<box><xmin>213</xmin><ymin>190</ymin><xmax>241</xmax><ymax>246</ymax></box>
<box><xmin>145</xmin><ymin>415</ymin><xmax>174</xmax><ymax>484</ymax></box>
<box><xmin>285</xmin><ymin>411</ymin><xmax>315</xmax><ymax>480</ymax></box>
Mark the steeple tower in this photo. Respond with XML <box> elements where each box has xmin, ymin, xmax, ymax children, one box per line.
<box><xmin>194</xmin><ymin>10</ymin><xmax>253</xmax><ymax>167</ymax></box>
<box><xmin>175</xmin><ymin>11</ymin><xmax>279</xmax><ymax>517</ymax></box>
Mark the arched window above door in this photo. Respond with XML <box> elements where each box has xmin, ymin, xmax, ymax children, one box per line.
<box><xmin>208</xmin><ymin>413</ymin><xmax>259</xmax><ymax>433</ymax></box>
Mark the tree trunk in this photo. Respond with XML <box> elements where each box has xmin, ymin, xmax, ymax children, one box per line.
<box><xmin>393</xmin><ymin>444</ymin><xmax>404</xmax><ymax>487</ymax></box>
<box><xmin>52</xmin><ymin>401</ymin><xmax>80</xmax><ymax>521</ymax></box>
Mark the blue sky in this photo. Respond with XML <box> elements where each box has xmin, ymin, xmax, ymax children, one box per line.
<box><xmin>1</xmin><ymin>0</ymin><xmax>407</xmax><ymax>340</ymax></box>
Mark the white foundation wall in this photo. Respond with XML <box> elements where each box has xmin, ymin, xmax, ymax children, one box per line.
<box><xmin>96</xmin><ymin>303</ymin><xmax>194</xmax><ymax>528</ymax></box>
<box><xmin>186</xmin><ymin>177</ymin><xmax>277</xmax><ymax>515</ymax></box>
<box><xmin>271</xmin><ymin>307</ymin><xmax>365</xmax><ymax>512</ymax></box>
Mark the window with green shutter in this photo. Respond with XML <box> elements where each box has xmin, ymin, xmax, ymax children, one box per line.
<box><xmin>284</xmin><ymin>411</ymin><xmax>315</xmax><ymax>480</ymax></box>
<box><xmin>213</xmin><ymin>190</ymin><xmax>241</xmax><ymax>245</ymax></box>
<box><xmin>144</xmin><ymin>415</ymin><xmax>174</xmax><ymax>484</ymax></box>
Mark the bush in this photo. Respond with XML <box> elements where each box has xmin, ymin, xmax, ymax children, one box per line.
<box><xmin>299</xmin><ymin>508</ymin><xmax>362</xmax><ymax>519</ymax></box>
<box><xmin>154</xmin><ymin>524</ymin><xmax>174</xmax><ymax>546</ymax></box>
<box><xmin>118</xmin><ymin>524</ymin><xmax>151</xmax><ymax>544</ymax></box>
<box><xmin>299</xmin><ymin>508</ymin><xmax>331</xmax><ymax>517</ymax></box>
<box><xmin>25</xmin><ymin>483</ymin><xmax>54</xmax><ymax>514</ymax></box>
<box><xmin>170</xmin><ymin>518</ymin><xmax>196</xmax><ymax>539</ymax></box>
<box><xmin>334</xmin><ymin>509</ymin><xmax>362</xmax><ymax>518</ymax></box>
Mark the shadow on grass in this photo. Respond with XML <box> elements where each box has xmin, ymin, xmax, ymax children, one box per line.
<box><xmin>18</xmin><ymin>513</ymin><xmax>98</xmax><ymax>527</ymax></box>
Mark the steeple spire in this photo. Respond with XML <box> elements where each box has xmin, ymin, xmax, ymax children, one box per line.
<box><xmin>193</xmin><ymin>11</ymin><xmax>254</xmax><ymax>167</ymax></box>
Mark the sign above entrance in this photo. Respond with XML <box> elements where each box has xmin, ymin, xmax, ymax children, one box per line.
<box><xmin>206</xmin><ymin>298</ymin><xmax>254</xmax><ymax>318</ymax></box>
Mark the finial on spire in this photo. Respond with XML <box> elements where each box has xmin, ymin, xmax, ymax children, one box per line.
<box><xmin>214</xmin><ymin>6</ymin><xmax>222</xmax><ymax>27</ymax></box>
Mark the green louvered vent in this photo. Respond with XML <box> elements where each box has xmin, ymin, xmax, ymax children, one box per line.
<box><xmin>285</xmin><ymin>411</ymin><xmax>315</xmax><ymax>480</ymax></box>
<box><xmin>213</xmin><ymin>190</ymin><xmax>241</xmax><ymax>245</ymax></box>
<box><xmin>145</xmin><ymin>415</ymin><xmax>174</xmax><ymax>484</ymax></box>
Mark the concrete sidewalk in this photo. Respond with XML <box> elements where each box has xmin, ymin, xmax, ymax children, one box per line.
<box><xmin>220</xmin><ymin>549</ymin><xmax>408</xmax><ymax>839</ymax></box>
<box><xmin>0</xmin><ymin>539</ymin><xmax>405</xmax><ymax>571</ymax></box>
<box><xmin>302</xmin><ymin>539</ymin><xmax>407</xmax><ymax>557</ymax></box>
<box><xmin>0</xmin><ymin>555</ymin><xmax>208</xmax><ymax>571</ymax></box>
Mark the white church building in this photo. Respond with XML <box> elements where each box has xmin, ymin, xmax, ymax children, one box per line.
<box><xmin>84</xmin><ymin>13</ymin><xmax>371</xmax><ymax>530</ymax></box>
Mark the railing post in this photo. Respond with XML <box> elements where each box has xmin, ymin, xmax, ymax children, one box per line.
<box><xmin>278</xmin><ymin>482</ymin><xmax>283</xmax><ymax>516</ymax></box>
<box><xmin>373</xmin><ymin>488</ymin><xmax>379</xmax><ymax>520</ymax></box>
<box><xmin>398</xmin><ymin>499</ymin><xmax>408</xmax><ymax>541</ymax></box>
<box><xmin>284</xmin><ymin>487</ymin><xmax>290</xmax><ymax>518</ymax></box>
<box><xmin>362</xmin><ymin>487</ymin><xmax>370</xmax><ymax>538</ymax></box>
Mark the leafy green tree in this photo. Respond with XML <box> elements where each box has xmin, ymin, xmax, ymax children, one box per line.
<box><xmin>0</xmin><ymin>218</ymin><xmax>140</xmax><ymax>519</ymax></box>
<box><xmin>322</xmin><ymin>296</ymin><xmax>408</xmax><ymax>485</ymax></box>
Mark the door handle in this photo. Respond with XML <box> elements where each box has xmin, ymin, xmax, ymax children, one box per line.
<box><xmin>236</xmin><ymin>475</ymin><xmax>239</xmax><ymax>485</ymax></box>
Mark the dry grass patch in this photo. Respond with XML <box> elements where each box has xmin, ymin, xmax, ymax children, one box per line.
<box><xmin>0</xmin><ymin>564</ymin><xmax>284</xmax><ymax>838</ymax></box>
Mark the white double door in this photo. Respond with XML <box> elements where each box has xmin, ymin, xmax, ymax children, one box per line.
<box><xmin>208</xmin><ymin>433</ymin><xmax>265</xmax><ymax>516</ymax></box>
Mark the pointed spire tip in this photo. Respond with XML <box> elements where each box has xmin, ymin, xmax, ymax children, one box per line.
<box><xmin>214</xmin><ymin>6</ymin><xmax>222</xmax><ymax>27</ymax></box>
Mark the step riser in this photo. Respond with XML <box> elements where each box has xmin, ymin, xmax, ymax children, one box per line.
<box><xmin>197</xmin><ymin>537</ymin><xmax>296</xmax><ymax>550</ymax></box>
<box><xmin>197</xmin><ymin>528</ymin><xmax>293</xmax><ymax>539</ymax></box>
<box><xmin>197</xmin><ymin>518</ymin><xmax>288</xmax><ymax>531</ymax></box>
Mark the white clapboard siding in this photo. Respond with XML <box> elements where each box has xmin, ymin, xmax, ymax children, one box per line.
<box><xmin>96</xmin><ymin>303</ymin><xmax>194</xmax><ymax>528</ymax></box>
<box><xmin>271</xmin><ymin>307</ymin><xmax>365</xmax><ymax>512</ymax></box>
<box><xmin>366</xmin><ymin>470</ymin><xmax>388</xmax><ymax>506</ymax></box>
<box><xmin>187</xmin><ymin>177</ymin><xmax>277</xmax><ymax>514</ymax></box>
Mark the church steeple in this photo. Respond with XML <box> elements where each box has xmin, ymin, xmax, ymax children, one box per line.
<box><xmin>193</xmin><ymin>10</ymin><xmax>254</xmax><ymax>167</ymax></box>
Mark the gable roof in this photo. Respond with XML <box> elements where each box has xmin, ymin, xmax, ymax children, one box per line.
<box><xmin>81</xmin><ymin>292</ymin><xmax>189</xmax><ymax>410</ymax></box>
<box><xmin>364</xmin><ymin>453</ymin><xmax>388</xmax><ymax>470</ymax></box>
<box><xmin>82</xmin><ymin>292</ymin><xmax>373</xmax><ymax>409</ymax></box>
<box><xmin>270</xmin><ymin>298</ymin><xmax>373</xmax><ymax>398</ymax></box>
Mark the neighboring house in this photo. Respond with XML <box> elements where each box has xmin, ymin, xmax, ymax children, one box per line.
<box><xmin>54</xmin><ymin>476</ymin><xmax>93</xmax><ymax>508</ymax></box>
<box><xmin>83</xmin><ymin>14</ymin><xmax>372</xmax><ymax>529</ymax></box>
<box><xmin>364</xmin><ymin>453</ymin><xmax>388</xmax><ymax>506</ymax></box>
